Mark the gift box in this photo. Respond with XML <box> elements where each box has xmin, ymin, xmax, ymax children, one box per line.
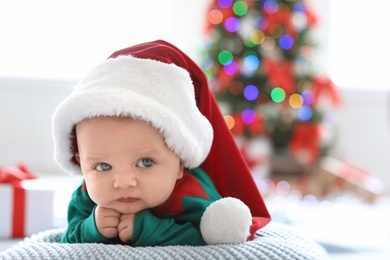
<box><xmin>0</xmin><ymin>179</ymin><xmax>55</xmax><ymax>238</ymax></box>
<box><xmin>268</xmin><ymin>156</ymin><xmax>384</xmax><ymax>203</ymax></box>
<box><xmin>0</xmin><ymin>163</ymin><xmax>55</xmax><ymax>238</ymax></box>
<box><xmin>316</xmin><ymin>156</ymin><xmax>384</xmax><ymax>202</ymax></box>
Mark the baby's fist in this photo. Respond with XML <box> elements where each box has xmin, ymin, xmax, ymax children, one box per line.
<box><xmin>118</xmin><ymin>213</ymin><xmax>135</xmax><ymax>243</ymax></box>
<box><xmin>95</xmin><ymin>206</ymin><xmax>121</xmax><ymax>238</ymax></box>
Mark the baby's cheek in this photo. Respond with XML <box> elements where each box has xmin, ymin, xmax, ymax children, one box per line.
<box><xmin>85</xmin><ymin>181</ymin><xmax>109</xmax><ymax>206</ymax></box>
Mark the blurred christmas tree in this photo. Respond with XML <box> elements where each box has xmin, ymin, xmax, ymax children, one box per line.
<box><xmin>200</xmin><ymin>0</ymin><xmax>340</xmax><ymax>174</ymax></box>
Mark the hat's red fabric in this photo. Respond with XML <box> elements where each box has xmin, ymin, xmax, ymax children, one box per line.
<box><xmin>109</xmin><ymin>40</ymin><xmax>271</xmax><ymax>228</ymax></box>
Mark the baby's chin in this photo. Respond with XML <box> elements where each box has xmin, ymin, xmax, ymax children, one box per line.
<box><xmin>111</xmin><ymin>203</ymin><xmax>147</xmax><ymax>215</ymax></box>
<box><xmin>116</xmin><ymin>208</ymin><xmax>140</xmax><ymax>214</ymax></box>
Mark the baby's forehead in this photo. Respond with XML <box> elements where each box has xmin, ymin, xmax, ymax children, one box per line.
<box><xmin>76</xmin><ymin>116</ymin><xmax>145</xmax><ymax>127</ymax></box>
<box><xmin>75</xmin><ymin>115</ymin><xmax>168</xmax><ymax>143</ymax></box>
<box><xmin>74</xmin><ymin>115</ymin><xmax>178</xmax><ymax>156</ymax></box>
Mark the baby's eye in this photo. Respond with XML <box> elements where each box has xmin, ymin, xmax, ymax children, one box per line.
<box><xmin>95</xmin><ymin>162</ymin><xmax>112</xmax><ymax>171</ymax></box>
<box><xmin>136</xmin><ymin>158</ymin><xmax>155</xmax><ymax>168</ymax></box>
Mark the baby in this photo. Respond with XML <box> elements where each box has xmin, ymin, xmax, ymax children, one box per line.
<box><xmin>52</xmin><ymin>40</ymin><xmax>270</xmax><ymax>246</ymax></box>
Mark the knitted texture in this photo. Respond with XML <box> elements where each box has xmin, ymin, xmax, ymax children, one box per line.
<box><xmin>0</xmin><ymin>222</ymin><xmax>328</xmax><ymax>260</ymax></box>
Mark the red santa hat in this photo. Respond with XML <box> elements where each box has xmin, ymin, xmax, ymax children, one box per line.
<box><xmin>52</xmin><ymin>40</ymin><xmax>270</xmax><ymax>228</ymax></box>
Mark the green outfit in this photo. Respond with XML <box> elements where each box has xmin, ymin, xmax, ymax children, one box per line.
<box><xmin>61</xmin><ymin>168</ymin><xmax>222</xmax><ymax>246</ymax></box>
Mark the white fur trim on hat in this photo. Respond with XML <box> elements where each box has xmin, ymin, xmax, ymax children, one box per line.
<box><xmin>52</xmin><ymin>55</ymin><xmax>213</xmax><ymax>175</ymax></box>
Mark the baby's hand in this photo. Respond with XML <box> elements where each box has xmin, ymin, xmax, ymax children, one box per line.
<box><xmin>118</xmin><ymin>213</ymin><xmax>135</xmax><ymax>243</ymax></box>
<box><xmin>95</xmin><ymin>206</ymin><xmax>121</xmax><ymax>238</ymax></box>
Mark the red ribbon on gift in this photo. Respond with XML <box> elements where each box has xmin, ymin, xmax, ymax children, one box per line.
<box><xmin>333</xmin><ymin>161</ymin><xmax>370</xmax><ymax>189</ymax></box>
<box><xmin>0</xmin><ymin>162</ymin><xmax>36</xmax><ymax>237</ymax></box>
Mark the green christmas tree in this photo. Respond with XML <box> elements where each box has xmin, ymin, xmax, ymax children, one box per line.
<box><xmin>200</xmin><ymin>0</ymin><xmax>340</xmax><ymax>173</ymax></box>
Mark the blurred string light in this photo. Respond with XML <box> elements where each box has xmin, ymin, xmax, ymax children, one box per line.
<box><xmin>270</xmin><ymin>87</ymin><xmax>286</xmax><ymax>103</ymax></box>
<box><xmin>301</xmin><ymin>90</ymin><xmax>315</xmax><ymax>105</ymax></box>
<box><xmin>293</xmin><ymin>2</ymin><xmax>307</xmax><ymax>13</ymax></box>
<box><xmin>224</xmin><ymin>114</ymin><xmax>235</xmax><ymax>129</ymax></box>
<box><xmin>255</xmin><ymin>16</ymin><xmax>269</xmax><ymax>31</ymax></box>
<box><xmin>218</xmin><ymin>0</ymin><xmax>233</xmax><ymax>8</ymax></box>
<box><xmin>261</xmin><ymin>36</ymin><xmax>276</xmax><ymax>51</ymax></box>
<box><xmin>279</xmin><ymin>34</ymin><xmax>294</xmax><ymax>50</ymax></box>
<box><xmin>244</xmin><ymin>84</ymin><xmax>259</xmax><ymax>100</ymax></box>
<box><xmin>232</xmin><ymin>1</ymin><xmax>248</xmax><ymax>16</ymax></box>
<box><xmin>208</xmin><ymin>9</ymin><xmax>223</xmax><ymax>25</ymax></box>
<box><xmin>224</xmin><ymin>60</ymin><xmax>239</xmax><ymax>75</ymax></box>
<box><xmin>297</xmin><ymin>105</ymin><xmax>313</xmax><ymax>121</ymax></box>
<box><xmin>289</xmin><ymin>93</ymin><xmax>303</xmax><ymax>109</ymax></box>
<box><xmin>242</xmin><ymin>108</ymin><xmax>256</xmax><ymax>124</ymax></box>
<box><xmin>243</xmin><ymin>54</ymin><xmax>260</xmax><ymax>70</ymax></box>
<box><xmin>218</xmin><ymin>50</ymin><xmax>233</xmax><ymax>65</ymax></box>
<box><xmin>225</xmin><ymin>17</ymin><xmax>240</xmax><ymax>32</ymax></box>
<box><xmin>250</xmin><ymin>30</ymin><xmax>265</xmax><ymax>44</ymax></box>
<box><xmin>243</xmin><ymin>37</ymin><xmax>256</xmax><ymax>48</ymax></box>
<box><xmin>275</xmin><ymin>180</ymin><xmax>291</xmax><ymax>196</ymax></box>
<box><xmin>263</xmin><ymin>0</ymin><xmax>279</xmax><ymax>14</ymax></box>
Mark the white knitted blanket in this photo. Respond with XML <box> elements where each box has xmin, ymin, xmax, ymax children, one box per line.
<box><xmin>0</xmin><ymin>222</ymin><xmax>328</xmax><ymax>260</ymax></box>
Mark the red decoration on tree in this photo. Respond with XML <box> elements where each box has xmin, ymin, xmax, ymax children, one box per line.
<box><xmin>263</xmin><ymin>6</ymin><xmax>297</xmax><ymax>37</ymax></box>
<box><xmin>306</xmin><ymin>7</ymin><xmax>318</xmax><ymax>27</ymax></box>
<box><xmin>231</xmin><ymin>112</ymin><xmax>265</xmax><ymax>136</ymax></box>
<box><xmin>289</xmin><ymin>123</ymin><xmax>320</xmax><ymax>166</ymax></box>
<box><xmin>262</xmin><ymin>58</ymin><xmax>295</xmax><ymax>94</ymax></box>
<box><xmin>312</xmin><ymin>76</ymin><xmax>341</xmax><ymax>107</ymax></box>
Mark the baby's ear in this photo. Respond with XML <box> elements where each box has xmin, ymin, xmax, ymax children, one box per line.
<box><xmin>177</xmin><ymin>161</ymin><xmax>184</xmax><ymax>179</ymax></box>
<box><xmin>70</xmin><ymin>153</ymin><xmax>81</xmax><ymax>166</ymax></box>
<box><xmin>74</xmin><ymin>153</ymin><xmax>80</xmax><ymax>163</ymax></box>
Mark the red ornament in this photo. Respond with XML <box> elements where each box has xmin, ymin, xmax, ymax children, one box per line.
<box><xmin>312</xmin><ymin>76</ymin><xmax>341</xmax><ymax>107</ymax></box>
<box><xmin>230</xmin><ymin>112</ymin><xmax>265</xmax><ymax>136</ymax></box>
<box><xmin>263</xmin><ymin>7</ymin><xmax>297</xmax><ymax>37</ymax></box>
<box><xmin>262</xmin><ymin>58</ymin><xmax>295</xmax><ymax>95</ymax></box>
<box><xmin>289</xmin><ymin>123</ymin><xmax>320</xmax><ymax>166</ymax></box>
<box><xmin>306</xmin><ymin>7</ymin><xmax>318</xmax><ymax>27</ymax></box>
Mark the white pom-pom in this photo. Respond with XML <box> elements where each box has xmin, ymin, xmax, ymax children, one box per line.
<box><xmin>200</xmin><ymin>197</ymin><xmax>252</xmax><ymax>245</ymax></box>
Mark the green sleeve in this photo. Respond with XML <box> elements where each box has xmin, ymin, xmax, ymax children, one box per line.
<box><xmin>131</xmin><ymin>210</ymin><xmax>206</xmax><ymax>246</ymax></box>
<box><xmin>61</xmin><ymin>181</ymin><xmax>110</xmax><ymax>244</ymax></box>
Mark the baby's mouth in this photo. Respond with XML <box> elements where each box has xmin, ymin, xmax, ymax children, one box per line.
<box><xmin>116</xmin><ymin>197</ymin><xmax>139</xmax><ymax>202</ymax></box>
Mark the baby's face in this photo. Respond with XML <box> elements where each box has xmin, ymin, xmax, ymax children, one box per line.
<box><xmin>75</xmin><ymin>116</ymin><xmax>183</xmax><ymax>214</ymax></box>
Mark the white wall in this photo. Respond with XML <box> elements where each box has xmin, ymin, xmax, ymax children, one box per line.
<box><xmin>0</xmin><ymin>0</ymin><xmax>209</xmax><ymax>79</ymax></box>
<box><xmin>0</xmin><ymin>78</ymin><xmax>75</xmax><ymax>176</ymax></box>
<box><xmin>333</xmin><ymin>88</ymin><xmax>390</xmax><ymax>194</ymax></box>
<box><xmin>310</xmin><ymin>0</ymin><xmax>390</xmax><ymax>194</ymax></box>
